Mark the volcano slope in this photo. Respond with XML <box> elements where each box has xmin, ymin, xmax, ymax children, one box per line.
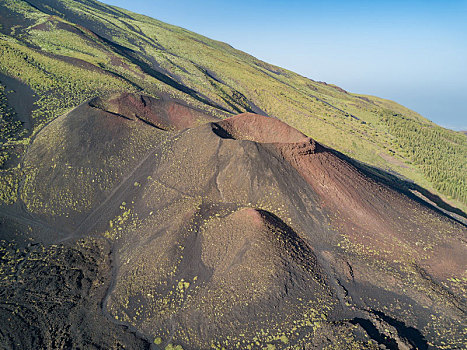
<box><xmin>0</xmin><ymin>93</ymin><xmax>466</xmax><ymax>349</ymax></box>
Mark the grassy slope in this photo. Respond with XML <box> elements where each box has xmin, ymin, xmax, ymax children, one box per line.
<box><xmin>0</xmin><ymin>0</ymin><xmax>465</xmax><ymax>211</ymax></box>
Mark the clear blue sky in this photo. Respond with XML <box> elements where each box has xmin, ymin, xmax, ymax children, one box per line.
<box><xmin>101</xmin><ymin>0</ymin><xmax>467</xmax><ymax>130</ymax></box>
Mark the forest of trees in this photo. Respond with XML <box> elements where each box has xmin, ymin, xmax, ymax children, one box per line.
<box><xmin>382</xmin><ymin>112</ymin><xmax>467</xmax><ymax>204</ymax></box>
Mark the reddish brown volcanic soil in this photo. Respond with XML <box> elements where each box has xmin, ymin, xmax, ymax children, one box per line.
<box><xmin>214</xmin><ymin>113</ymin><xmax>309</xmax><ymax>143</ymax></box>
<box><xmin>1</xmin><ymin>93</ymin><xmax>465</xmax><ymax>350</ymax></box>
<box><xmin>90</xmin><ymin>92</ymin><xmax>218</xmax><ymax>131</ymax></box>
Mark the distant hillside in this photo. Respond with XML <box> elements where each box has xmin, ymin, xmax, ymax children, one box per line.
<box><xmin>0</xmin><ymin>0</ymin><xmax>465</xmax><ymax>210</ymax></box>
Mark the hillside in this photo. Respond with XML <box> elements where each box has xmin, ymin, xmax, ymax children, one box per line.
<box><xmin>1</xmin><ymin>92</ymin><xmax>466</xmax><ymax>349</ymax></box>
<box><xmin>0</xmin><ymin>1</ymin><xmax>466</xmax><ymax>349</ymax></box>
<box><xmin>0</xmin><ymin>0</ymin><xmax>465</xmax><ymax>212</ymax></box>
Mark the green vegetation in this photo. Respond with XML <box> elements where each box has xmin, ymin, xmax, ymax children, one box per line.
<box><xmin>0</xmin><ymin>36</ymin><xmax>136</xmax><ymax>130</ymax></box>
<box><xmin>0</xmin><ymin>83</ymin><xmax>22</xmax><ymax>147</ymax></box>
<box><xmin>0</xmin><ymin>168</ymin><xmax>20</xmax><ymax>204</ymax></box>
<box><xmin>381</xmin><ymin>111</ymin><xmax>466</xmax><ymax>203</ymax></box>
